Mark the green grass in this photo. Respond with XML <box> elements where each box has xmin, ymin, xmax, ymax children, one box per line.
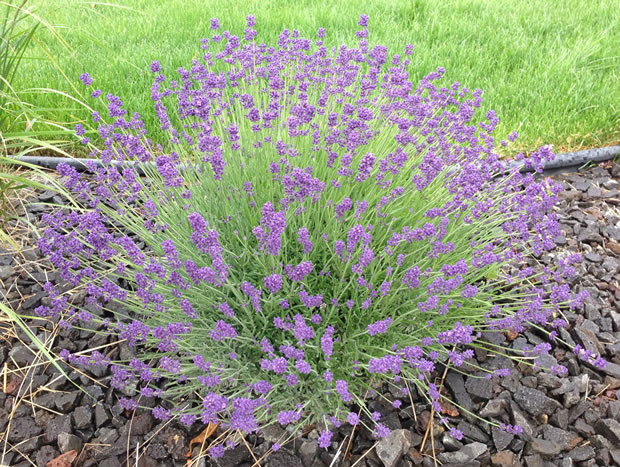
<box><xmin>15</xmin><ymin>0</ymin><xmax>620</xmax><ymax>155</ymax></box>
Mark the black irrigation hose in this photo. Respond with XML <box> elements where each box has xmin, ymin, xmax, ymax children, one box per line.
<box><xmin>8</xmin><ymin>145</ymin><xmax>620</xmax><ymax>178</ymax></box>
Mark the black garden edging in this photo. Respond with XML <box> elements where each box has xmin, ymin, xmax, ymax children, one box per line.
<box><xmin>8</xmin><ymin>145</ymin><xmax>620</xmax><ymax>178</ymax></box>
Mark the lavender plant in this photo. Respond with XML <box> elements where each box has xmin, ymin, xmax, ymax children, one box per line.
<box><xmin>36</xmin><ymin>15</ymin><xmax>604</xmax><ymax>456</ymax></box>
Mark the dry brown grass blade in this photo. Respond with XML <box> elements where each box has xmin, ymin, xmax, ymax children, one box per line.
<box><xmin>185</xmin><ymin>422</ymin><xmax>220</xmax><ymax>458</ymax></box>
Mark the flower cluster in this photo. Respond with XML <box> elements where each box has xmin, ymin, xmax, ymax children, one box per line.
<box><xmin>37</xmin><ymin>14</ymin><xmax>601</xmax><ymax>458</ymax></box>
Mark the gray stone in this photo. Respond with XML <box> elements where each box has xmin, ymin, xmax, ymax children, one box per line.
<box><xmin>480</xmin><ymin>398</ymin><xmax>508</xmax><ymax>418</ymax></box>
<box><xmin>514</xmin><ymin>387</ymin><xmax>561</xmax><ymax>417</ymax></box>
<box><xmin>574</xmin><ymin>328</ymin><xmax>604</xmax><ymax>356</ymax></box>
<box><xmin>574</xmin><ymin>418</ymin><xmax>595</xmax><ymax>436</ymax></box>
<box><xmin>375</xmin><ymin>429</ymin><xmax>414</xmax><ymax>467</ymax></box>
<box><xmin>260</xmin><ymin>423</ymin><xmax>286</xmax><ymax>444</ymax></box>
<box><xmin>492</xmin><ymin>426</ymin><xmax>513</xmax><ymax>451</ymax></box>
<box><xmin>298</xmin><ymin>440</ymin><xmax>318</xmax><ymax>467</ymax></box>
<box><xmin>99</xmin><ymin>457</ymin><xmax>121</xmax><ymax>467</ymax></box>
<box><xmin>6</xmin><ymin>415</ymin><xmax>42</xmax><ymax>443</ymax></box>
<box><xmin>128</xmin><ymin>411</ymin><xmax>153</xmax><ymax>436</ymax></box>
<box><xmin>568</xmin><ymin>401</ymin><xmax>589</xmax><ymax>424</ymax></box>
<box><xmin>57</xmin><ymin>432</ymin><xmax>83</xmax><ymax>453</ymax></box>
<box><xmin>526</xmin><ymin>438</ymin><xmax>562</xmax><ymax>457</ymax></box>
<box><xmin>55</xmin><ymin>391</ymin><xmax>80</xmax><ymax>412</ymax></box>
<box><xmin>510</xmin><ymin>403</ymin><xmax>535</xmax><ymax>439</ymax></box>
<box><xmin>266</xmin><ymin>449</ymin><xmax>303</xmax><ymax>467</ymax></box>
<box><xmin>537</xmin><ymin>373</ymin><xmax>562</xmax><ymax>390</ymax></box>
<box><xmin>584</xmin><ymin>252</ymin><xmax>602</xmax><ymax>262</ymax></box>
<box><xmin>549</xmin><ymin>408</ymin><xmax>569</xmax><ymax>430</ymax></box>
<box><xmin>601</xmin><ymin>361</ymin><xmax>620</xmax><ymax>379</ymax></box>
<box><xmin>456</xmin><ymin>421</ymin><xmax>489</xmax><ymax>443</ymax></box>
<box><xmin>8</xmin><ymin>345</ymin><xmax>34</xmax><ymax>366</ymax></box>
<box><xmin>73</xmin><ymin>405</ymin><xmax>92</xmax><ymax>430</ymax></box>
<box><xmin>608</xmin><ymin>400</ymin><xmax>620</xmax><ymax>420</ymax></box>
<box><xmin>441</xmin><ymin>432</ymin><xmax>463</xmax><ymax>451</ymax></box>
<box><xmin>602</xmin><ymin>256</ymin><xmax>620</xmax><ymax>273</ymax></box>
<box><xmin>465</xmin><ymin>375</ymin><xmax>494</xmax><ymax>401</ymax></box>
<box><xmin>541</xmin><ymin>425</ymin><xmax>580</xmax><ymax>451</ymax></box>
<box><xmin>35</xmin><ymin>445</ymin><xmax>59</xmax><ymax>466</ymax></box>
<box><xmin>94</xmin><ymin>426</ymin><xmax>119</xmax><ymax>446</ymax></box>
<box><xmin>594</xmin><ymin>418</ymin><xmax>620</xmax><ymax>445</ymax></box>
<box><xmin>95</xmin><ymin>403</ymin><xmax>111</xmax><ymax>427</ymax></box>
<box><xmin>437</xmin><ymin>442</ymin><xmax>487</xmax><ymax>464</ymax></box>
<box><xmin>445</xmin><ymin>372</ymin><xmax>473</xmax><ymax>411</ymax></box>
<box><xmin>578</xmin><ymin>227</ymin><xmax>604</xmax><ymax>244</ymax></box>
<box><xmin>45</xmin><ymin>414</ymin><xmax>72</xmax><ymax>443</ymax></box>
<box><xmin>567</xmin><ymin>445</ymin><xmax>595</xmax><ymax>462</ymax></box>
<box><xmin>563</xmin><ymin>390</ymin><xmax>581</xmax><ymax>408</ymax></box>
<box><xmin>0</xmin><ymin>265</ymin><xmax>13</xmax><ymax>280</ymax></box>
<box><xmin>20</xmin><ymin>291</ymin><xmax>45</xmax><ymax>310</ymax></box>
<box><xmin>0</xmin><ymin>249</ymin><xmax>13</xmax><ymax>266</ymax></box>
<box><xmin>213</xmin><ymin>444</ymin><xmax>252</xmax><ymax>467</ymax></box>
<box><xmin>381</xmin><ymin>410</ymin><xmax>402</xmax><ymax>431</ymax></box>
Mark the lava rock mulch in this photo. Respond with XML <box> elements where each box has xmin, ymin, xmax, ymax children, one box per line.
<box><xmin>1</xmin><ymin>161</ymin><xmax>619</xmax><ymax>467</ymax></box>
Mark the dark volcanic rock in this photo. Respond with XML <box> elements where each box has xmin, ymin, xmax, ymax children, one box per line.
<box><xmin>445</xmin><ymin>371</ymin><xmax>474</xmax><ymax>411</ymax></box>
<box><xmin>213</xmin><ymin>443</ymin><xmax>251</xmax><ymax>467</ymax></box>
<box><xmin>465</xmin><ymin>374</ymin><xmax>494</xmax><ymax>401</ymax></box>
<box><xmin>457</xmin><ymin>421</ymin><xmax>489</xmax><ymax>443</ymax></box>
<box><xmin>35</xmin><ymin>445</ymin><xmax>59</xmax><ymax>466</ymax></box>
<box><xmin>480</xmin><ymin>398</ymin><xmax>508</xmax><ymax>418</ymax></box>
<box><xmin>58</xmin><ymin>432</ymin><xmax>83</xmax><ymax>453</ymax></box>
<box><xmin>594</xmin><ymin>418</ymin><xmax>620</xmax><ymax>445</ymax></box>
<box><xmin>45</xmin><ymin>414</ymin><xmax>72</xmax><ymax>443</ymax></box>
<box><xmin>541</xmin><ymin>425</ymin><xmax>581</xmax><ymax>451</ymax></box>
<box><xmin>7</xmin><ymin>415</ymin><xmax>42</xmax><ymax>443</ymax></box>
<box><xmin>514</xmin><ymin>387</ymin><xmax>561</xmax><ymax>417</ymax></box>
<box><xmin>375</xmin><ymin>429</ymin><xmax>414</xmax><ymax>467</ymax></box>
<box><xmin>297</xmin><ymin>440</ymin><xmax>319</xmax><ymax>467</ymax></box>
<box><xmin>266</xmin><ymin>449</ymin><xmax>304</xmax><ymax>467</ymax></box>
<box><xmin>73</xmin><ymin>405</ymin><xmax>93</xmax><ymax>430</ymax></box>
<box><xmin>437</xmin><ymin>442</ymin><xmax>487</xmax><ymax>464</ymax></box>
<box><xmin>568</xmin><ymin>445</ymin><xmax>595</xmax><ymax>462</ymax></box>
<box><xmin>492</xmin><ymin>426</ymin><xmax>514</xmax><ymax>452</ymax></box>
<box><xmin>55</xmin><ymin>391</ymin><xmax>81</xmax><ymax>412</ymax></box>
<box><xmin>526</xmin><ymin>438</ymin><xmax>562</xmax><ymax>457</ymax></box>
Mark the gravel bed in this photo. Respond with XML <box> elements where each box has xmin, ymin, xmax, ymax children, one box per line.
<box><xmin>1</xmin><ymin>161</ymin><xmax>619</xmax><ymax>467</ymax></box>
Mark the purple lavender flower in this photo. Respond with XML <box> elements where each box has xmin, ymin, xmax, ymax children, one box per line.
<box><xmin>347</xmin><ymin>412</ymin><xmax>360</xmax><ymax>425</ymax></box>
<box><xmin>79</xmin><ymin>72</ymin><xmax>93</xmax><ymax>86</ymax></box>
<box><xmin>209</xmin><ymin>320</ymin><xmax>238</xmax><ymax>341</ymax></box>
<box><xmin>152</xmin><ymin>406</ymin><xmax>172</xmax><ymax>421</ymax></box>
<box><xmin>367</xmin><ymin>317</ymin><xmax>392</xmax><ymax>336</ymax></box>
<box><xmin>277</xmin><ymin>409</ymin><xmax>301</xmax><ymax>425</ymax></box>
<box><xmin>335</xmin><ymin>379</ymin><xmax>351</xmax><ymax>402</ymax></box>
<box><xmin>208</xmin><ymin>444</ymin><xmax>224</xmax><ymax>458</ymax></box>
<box><xmin>320</xmin><ymin>325</ymin><xmax>334</xmax><ymax>360</ymax></box>
<box><xmin>317</xmin><ymin>429</ymin><xmax>333</xmax><ymax>449</ymax></box>
<box><xmin>373</xmin><ymin>423</ymin><xmax>390</xmax><ymax>438</ymax></box>
<box><xmin>263</xmin><ymin>274</ymin><xmax>283</xmax><ymax>294</ymax></box>
<box><xmin>297</xmin><ymin>227</ymin><xmax>313</xmax><ymax>254</ymax></box>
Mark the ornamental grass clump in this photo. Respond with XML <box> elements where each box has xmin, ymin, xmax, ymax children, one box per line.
<box><xmin>36</xmin><ymin>14</ymin><xmax>604</xmax><ymax>455</ymax></box>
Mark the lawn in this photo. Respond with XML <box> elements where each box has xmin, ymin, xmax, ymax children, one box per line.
<box><xmin>15</xmin><ymin>0</ymin><xmax>620</xmax><ymax>155</ymax></box>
